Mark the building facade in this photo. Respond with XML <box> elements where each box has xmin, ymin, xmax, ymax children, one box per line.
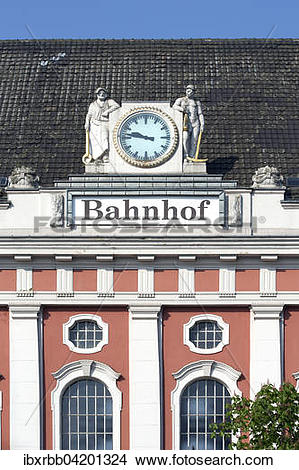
<box><xmin>0</xmin><ymin>38</ymin><xmax>298</xmax><ymax>450</ymax></box>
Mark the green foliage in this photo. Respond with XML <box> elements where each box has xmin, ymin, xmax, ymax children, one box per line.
<box><xmin>211</xmin><ymin>383</ymin><xmax>299</xmax><ymax>450</ymax></box>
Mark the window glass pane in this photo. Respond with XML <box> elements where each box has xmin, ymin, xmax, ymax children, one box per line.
<box><xmin>79</xmin><ymin>398</ymin><xmax>86</xmax><ymax>414</ymax></box>
<box><xmin>61</xmin><ymin>434</ymin><xmax>69</xmax><ymax>450</ymax></box>
<box><xmin>70</xmin><ymin>434</ymin><xmax>78</xmax><ymax>450</ymax></box>
<box><xmin>70</xmin><ymin>415</ymin><xmax>77</xmax><ymax>432</ymax></box>
<box><xmin>70</xmin><ymin>398</ymin><xmax>77</xmax><ymax>414</ymax></box>
<box><xmin>88</xmin><ymin>397</ymin><xmax>95</xmax><ymax>414</ymax></box>
<box><xmin>88</xmin><ymin>415</ymin><xmax>95</xmax><ymax>432</ymax></box>
<box><xmin>180</xmin><ymin>434</ymin><xmax>188</xmax><ymax>450</ymax></box>
<box><xmin>180</xmin><ymin>415</ymin><xmax>188</xmax><ymax>432</ymax></box>
<box><xmin>207</xmin><ymin>434</ymin><xmax>214</xmax><ymax>450</ymax></box>
<box><xmin>189</xmin><ymin>320</ymin><xmax>223</xmax><ymax>349</ymax></box>
<box><xmin>61</xmin><ymin>378</ymin><xmax>113</xmax><ymax>450</ymax></box>
<box><xmin>105</xmin><ymin>434</ymin><xmax>113</xmax><ymax>450</ymax></box>
<box><xmin>69</xmin><ymin>320</ymin><xmax>103</xmax><ymax>349</ymax></box>
<box><xmin>198</xmin><ymin>416</ymin><xmax>205</xmax><ymax>432</ymax></box>
<box><xmin>106</xmin><ymin>415</ymin><xmax>113</xmax><ymax>433</ymax></box>
<box><xmin>62</xmin><ymin>414</ymin><xmax>69</xmax><ymax>433</ymax></box>
<box><xmin>189</xmin><ymin>415</ymin><xmax>196</xmax><ymax>433</ymax></box>
<box><xmin>207</xmin><ymin>398</ymin><xmax>214</xmax><ymax>413</ymax></box>
<box><xmin>207</xmin><ymin>380</ymin><xmax>214</xmax><ymax>396</ymax></box>
<box><xmin>88</xmin><ymin>434</ymin><xmax>95</xmax><ymax>450</ymax></box>
<box><xmin>180</xmin><ymin>379</ymin><xmax>230</xmax><ymax>450</ymax></box>
<box><xmin>198</xmin><ymin>434</ymin><xmax>205</xmax><ymax>450</ymax></box>
<box><xmin>97</xmin><ymin>434</ymin><xmax>105</xmax><ymax>450</ymax></box>
<box><xmin>79</xmin><ymin>415</ymin><xmax>86</xmax><ymax>432</ymax></box>
<box><xmin>97</xmin><ymin>416</ymin><xmax>104</xmax><ymax>433</ymax></box>
<box><xmin>79</xmin><ymin>434</ymin><xmax>86</xmax><ymax>450</ymax></box>
<box><xmin>216</xmin><ymin>398</ymin><xmax>223</xmax><ymax>414</ymax></box>
<box><xmin>106</xmin><ymin>397</ymin><xmax>112</xmax><ymax>414</ymax></box>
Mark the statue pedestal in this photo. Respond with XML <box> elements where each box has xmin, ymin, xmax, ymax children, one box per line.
<box><xmin>85</xmin><ymin>162</ymin><xmax>111</xmax><ymax>174</ymax></box>
<box><xmin>183</xmin><ymin>161</ymin><xmax>207</xmax><ymax>174</ymax></box>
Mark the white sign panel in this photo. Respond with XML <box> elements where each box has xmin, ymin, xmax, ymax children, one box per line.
<box><xmin>73</xmin><ymin>196</ymin><xmax>221</xmax><ymax>225</ymax></box>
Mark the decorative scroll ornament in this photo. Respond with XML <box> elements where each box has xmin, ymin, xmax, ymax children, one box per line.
<box><xmin>252</xmin><ymin>165</ymin><xmax>284</xmax><ymax>189</ymax></box>
<box><xmin>50</xmin><ymin>194</ymin><xmax>64</xmax><ymax>227</ymax></box>
<box><xmin>8</xmin><ymin>166</ymin><xmax>40</xmax><ymax>189</ymax></box>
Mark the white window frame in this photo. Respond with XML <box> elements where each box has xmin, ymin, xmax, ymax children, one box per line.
<box><xmin>183</xmin><ymin>314</ymin><xmax>229</xmax><ymax>354</ymax></box>
<box><xmin>51</xmin><ymin>360</ymin><xmax>122</xmax><ymax>450</ymax></box>
<box><xmin>171</xmin><ymin>360</ymin><xmax>242</xmax><ymax>450</ymax></box>
<box><xmin>63</xmin><ymin>314</ymin><xmax>108</xmax><ymax>354</ymax></box>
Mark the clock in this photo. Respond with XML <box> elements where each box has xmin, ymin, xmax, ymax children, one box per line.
<box><xmin>113</xmin><ymin>107</ymin><xmax>179</xmax><ymax>168</ymax></box>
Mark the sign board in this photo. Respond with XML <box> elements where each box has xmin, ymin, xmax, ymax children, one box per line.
<box><xmin>72</xmin><ymin>196</ymin><xmax>222</xmax><ymax>226</ymax></box>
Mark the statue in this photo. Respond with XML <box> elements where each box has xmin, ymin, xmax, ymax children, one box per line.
<box><xmin>83</xmin><ymin>87</ymin><xmax>120</xmax><ymax>164</ymax></box>
<box><xmin>8</xmin><ymin>166</ymin><xmax>39</xmax><ymax>189</ymax></box>
<box><xmin>252</xmin><ymin>166</ymin><xmax>284</xmax><ymax>189</ymax></box>
<box><xmin>173</xmin><ymin>84</ymin><xmax>205</xmax><ymax>160</ymax></box>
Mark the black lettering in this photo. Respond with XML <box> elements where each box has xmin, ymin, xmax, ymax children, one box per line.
<box><xmin>83</xmin><ymin>200</ymin><xmax>103</xmax><ymax>220</ymax></box>
<box><xmin>199</xmin><ymin>199</ymin><xmax>211</xmax><ymax>220</ymax></box>
<box><xmin>105</xmin><ymin>206</ymin><xmax>120</xmax><ymax>220</ymax></box>
<box><xmin>181</xmin><ymin>206</ymin><xmax>196</xmax><ymax>220</ymax></box>
<box><xmin>123</xmin><ymin>199</ymin><xmax>139</xmax><ymax>220</ymax></box>
<box><xmin>162</xmin><ymin>199</ymin><xmax>178</xmax><ymax>220</ymax></box>
<box><xmin>143</xmin><ymin>205</ymin><xmax>159</xmax><ymax>220</ymax></box>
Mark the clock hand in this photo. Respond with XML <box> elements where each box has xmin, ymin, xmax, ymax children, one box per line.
<box><xmin>127</xmin><ymin>132</ymin><xmax>154</xmax><ymax>141</ymax></box>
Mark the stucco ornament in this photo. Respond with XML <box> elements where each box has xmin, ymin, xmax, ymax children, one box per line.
<box><xmin>252</xmin><ymin>165</ymin><xmax>284</xmax><ymax>189</ymax></box>
<box><xmin>50</xmin><ymin>194</ymin><xmax>64</xmax><ymax>227</ymax></box>
<box><xmin>83</xmin><ymin>87</ymin><xmax>120</xmax><ymax>164</ymax></box>
<box><xmin>173</xmin><ymin>84</ymin><xmax>205</xmax><ymax>160</ymax></box>
<box><xmin>8</xmin><ymin>166</ymin><xmax>40</xmax><ymax>189</ymax></box>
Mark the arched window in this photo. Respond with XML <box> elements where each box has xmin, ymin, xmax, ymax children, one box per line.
<box><xmin>52</xmin><ymin>360</ymin><xmax>121</xmax><ymax>450</ymax></box>
<box><xmin>180</xmin><ymin>379</ymin><xmax>231</xmax><ymax>450</ymax></box>
<box><xmin>171</xmin><ymin>360</ymin><xmax>242</xmax><ymax>450</ymax></box>
<box><xmin>61</xmin><ymin>379</ymin><xmax>113</xmax><ymax>450</ymax></box>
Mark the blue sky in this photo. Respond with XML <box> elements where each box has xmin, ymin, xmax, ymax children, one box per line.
<box><xmin>0</xmin><ymin>0</ymin><xmax>298</xmax><ymax>40</ymax></box>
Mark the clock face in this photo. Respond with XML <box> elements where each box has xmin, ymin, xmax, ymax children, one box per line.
<box><xmin>113</xmin><ymin>108</ymin><xmax>178</xmax><ymax>167</ymax></box>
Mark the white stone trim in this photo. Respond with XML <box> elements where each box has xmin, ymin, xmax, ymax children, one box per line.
<box><xmin>97</xmin><ymin>268</ymin><xmax>114</xmax><ymax>296</ymax></box>
<box><xmin>250</xmin><ymin>304</ymin><xmax>283</xmax><ymax>399</ymax></box>
<box><xmin>57</xmin><ymin>268</ymin><xmax>73</xmax><ymax>295</ymax></box>
<box><xmin>17</xmin><ymin>268</ymin><xmax>32</xmax><ymax>292</ymax></box>
<box><xmin>129</xmin><ymin>304</ymin><xmax>162</xmax><ymax>449</ymax></box>
<box><xmin>178</xmin><ymin>268</ymin><xmax>195</xmax><ymax>296</ymax></box>
<box><xmin>260</xmin><ymin>268</ymin><xmax>276</xmax><ymax>296</ymax></box>
<box><xmin>219</xmin><ymin>267</ymin><xmax>235</xmax><ymax>296</ymax></box>
<box><xmin>171</xmin><ymin>360</ymin><xmax>242</xmax><ymax>450</ymax></box>
<box><xmin>183</xmin><ymin>314</ymin><xmax>229</xmax><ymax>354</ymax></box>
<box><xmin>9</xmin><ymin>305</ymin><xmax>41</xmax><ymax>449</ymax></box>
<box><xmin>138</xmin><ymin>268</ymin><xmax>154</xmax><ymax>297</ymax></box>
<box><xmin>63</xmin><ymin>314</ymin><xmax>109</xmax><ymax>354</ymax></box>
<box><xmin>51</xmin><ymin>360</ymin><xmax>122</xmax><ymax>450</ymax></box>
<box><xmin>293</xmin><ymin>371</ymin><xmax>299</xmax><ymax>391</ymax></box>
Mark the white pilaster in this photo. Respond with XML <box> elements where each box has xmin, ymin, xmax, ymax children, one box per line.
<box><xmin>17</xmin><ymin>268</ymin><xmax>33</xmax><ymax>292</ymax></box>
<box><xmin>250</xmin><ymin>304</ymin><xmax>283</xmax><ymax>399</ymax></box>
<box><xmin>138</xmin><ymin>268</ymin><xmax>154</xmax><ymax>296</ymax></box>
<box><xmin>178</xmin><ymin>268</ymin><xmax>194</xmax><ymax>296</ymax></box>
<box><xmin>129</xmin><ymin>304</ymin><xmax>161</xmax><ymax>449</ymax></box>
<box><xmin>260</xmin><ymin>268</ymin><xmax>276</xmax><ymax>295</ymax></box>
<box><xmin>97</xmin><ymin>268</ymin><xmax>114</xmax><ymax>295</ymax></box>
<box><xmin>9</xmin><ymin>305</ymin><xmax>41</xmax><ymax>449</ymax></box>
<box><xmin>57</xmin><ymin>268</ymin><xmax>73</xmax><ymax>295</ymax></box>
<box><xmin>219</xmin><ymin>267</ymin><xmax>235</xmax><ymax>295</ymax></box>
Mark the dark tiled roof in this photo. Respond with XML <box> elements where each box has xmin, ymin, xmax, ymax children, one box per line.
<box><xmin>0</xmin><ymin>38</ymin><xmax>298</xmax><ymax>187</ymax></box>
